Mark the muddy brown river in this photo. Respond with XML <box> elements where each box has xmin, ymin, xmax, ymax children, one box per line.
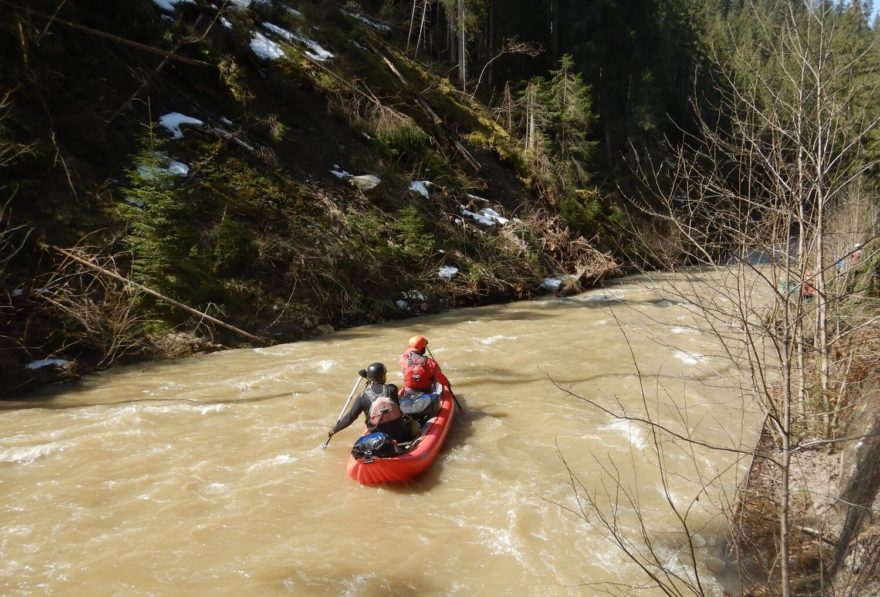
<box><xmin>1</xmin><ymin>271</ymin><xmax>762</xmax><ymax>595</ymax></box>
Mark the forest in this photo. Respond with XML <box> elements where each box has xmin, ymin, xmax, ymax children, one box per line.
<box><xmin>2</xmin><ymin>1</ymin><xmax>880</xmax><ymax>593</ymax></box>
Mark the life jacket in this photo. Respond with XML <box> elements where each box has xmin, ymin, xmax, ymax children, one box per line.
<box><xmin>402</xmin><ymin>351</ymin><xmax>431</xmax><ymax>391</ymax></box>
<box><xmin>366</xmin><ymin>384</ymin><xmax>402</xmax><ymax>428</ymax></box>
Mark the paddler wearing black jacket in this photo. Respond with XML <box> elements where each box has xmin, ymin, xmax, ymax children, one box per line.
<box><xmin>327</xmin><ymin>362</ymin><xmax>420</xmax><ymax>442</ymax></box>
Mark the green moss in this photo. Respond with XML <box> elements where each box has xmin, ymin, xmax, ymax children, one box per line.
<box><xmin>375</xmin><ymin>119</ymin><xmax>430</xmax><ymax>157</ymax></box>
<box><xmin>218</xmin><ymin>58</ymin><xmax>254</xmax><ymax>106</ymax></box>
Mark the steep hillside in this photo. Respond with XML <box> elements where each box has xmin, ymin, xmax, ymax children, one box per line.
<box><xmin>0</xmin><ymin>0</ymin><xmax>617</xmax><ymax>395</ymax></box>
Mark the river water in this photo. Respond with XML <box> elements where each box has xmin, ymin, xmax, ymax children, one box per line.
<box><xmin>1</xmin><ymin>271</ymin><xmax>762</xmax><ymax>595</ymax></box>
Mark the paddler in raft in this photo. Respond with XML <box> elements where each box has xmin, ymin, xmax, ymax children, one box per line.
<box><xmin>327</xmin><ymin>362</ymin><xmax>420</xmax><ymax>443</ymax></box>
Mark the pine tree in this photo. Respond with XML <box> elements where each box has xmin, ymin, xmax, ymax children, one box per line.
<box><xmin>121</xmin><ymin>128</ymin><xmax>205</xmax><ymax>299</ymax></box>
<box><xmin>542</xmin><ymin>54</ymin><xmax>596</xmax><ymax>190</ymax></box>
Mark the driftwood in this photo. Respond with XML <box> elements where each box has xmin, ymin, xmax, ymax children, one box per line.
<box><xmin>48</xmin><ymin>245</ymin><xmax>269</xmax><ymax>345</ymax></box>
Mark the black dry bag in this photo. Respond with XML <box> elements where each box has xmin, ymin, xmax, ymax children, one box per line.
<box><xmin>399</xmin><ymin>392</ymin><xmax>441</xmax><ymax>424</ymax></box>
<box><xmin>351</xmin><ymin>432</ymin><xmax>397</xmax><ymax>461</ymax></box>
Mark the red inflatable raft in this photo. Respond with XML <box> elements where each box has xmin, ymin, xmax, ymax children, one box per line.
<box><xmin>346</xmin><ymin>384</ymin><xmax>456</xmax><ymax>485</ymax></box>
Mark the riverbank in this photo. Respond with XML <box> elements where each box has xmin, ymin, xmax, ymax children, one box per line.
<box><xmin>734</xmin><ymin>322</ymin><xmax>880</xmax><ymax>594</ymax></box>
<box><xmin>2</xmin><ymin>257</ymin><xmax>618</xmax><ymax>398</ymax></box>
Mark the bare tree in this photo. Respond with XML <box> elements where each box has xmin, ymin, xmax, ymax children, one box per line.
<box><xmin>554</xmin><ymin>2</ymin><xmax>879</xmax><ymax>595</ymax></box>
<box><xmin>471</xmin><ymin>37</ymin><xmax>541</xmax><ymax>97</ymax></box>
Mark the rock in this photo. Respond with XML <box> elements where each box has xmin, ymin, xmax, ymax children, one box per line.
<box><xmin>153</xmin><ymin>331</ymin><xmax>224</xmax><ymax>359</ymax></box>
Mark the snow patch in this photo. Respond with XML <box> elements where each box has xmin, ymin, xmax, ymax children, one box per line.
<box><xmin>341</xmin><ymin>10</ymin><xmax>392</xmax><ymax>32</ymax></box>
<box><xmin>460</xmin><ymin>206</ymin><xmax>508</xmax><ymax>226</ymax></box>
<box><xmin>262</xmin><ymin>22</ymin><xmax>333</xmax><ymax>61</ymax></box>
<box><xmin>330</xmin><ymin>166</ymin><xmax>351</xmax><ymax>179</ymax></box>
<box><xmin>409</xmin><ymin>180</ymin><xmax>430</xmax><ymax>198</ymax></box>
<box><xmin>250</xmin><ymin>31</ymin><xmax>286</xmax><ymax>61</ymax></box>
<box><xmin>158</xmin><ymin>112</ymin><xmax>204</xmax><ymax>138</ymax></box>
<box><xmin>438</xmin><ymin>266</ymin><xmax>458</xmax><ymax>280</ymax></box>
<box><xmin>262</xmin><ymin>21</ymin><xmax>297</xmax><ymax>42</ymax></box>
<box><xmin>167</xmin><ymin>161</ymin><xmax>189</xmax><ymax>176</ymax></box>
<box><xmin>24</xmin><ymin>358</ymin><xmax>69</xmax><ymax>370</ymax></box>
<box><xmin>541</xmin><ymin>278</ymin><xmax>562</xmax><ymax>290</ymax></box>
<box><xmin>152</xmin><ymin>0</ymin><xmax>194</xmax><ymax>12</ymax></box>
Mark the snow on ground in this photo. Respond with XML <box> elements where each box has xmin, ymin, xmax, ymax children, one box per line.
<box><xmin>410</xmin><ymin>180</ymin><xmax>430</xmax><ymax>198</ymax></box>
<box><xmin>168</xmin><ymin>161</ymin><xmax>190</xmax><ymax>176</ymax></box>
<box><xmin>250</xmin><ymin>30</ymin><xmax>286</xmax><ymax>61</ymax></box>
<box><xmin>137</xmin><ymin>161</ymin><xmax>188</xmax><ymax>179</ymax></box>
<box><xmin>460</xmin><ymin>206</ymin><xmax>509</xmax><ymax>226</ymax></box>
<box><xmin>341</xmin><ymin>9</ymin><xmax>392</xmax><ymax>32</ymax></box>
<box><xmin>158</xmin><ymin>112</ymin><xmax>204</xmax><ymax>138</ymax></box>
<box><xmin>262</xmin><ymin>22</ymin><xmax>298</xmax><ymax>43</ymax></box>
<box><xmin>439</xmin><ymin>266</ymin><xmax>459</xmax><ymax>280</ymax></box>
<box><xmin>230</xmin><ymin>0</ymin><xmax>271</xmax><ymax>7</ymax></box>
<box><xmin>261</xmin><ymin>22</ymin><xmax>333</xmax><ymax>61</ymax></box>
<box><xmin>480</xmin><ymin>208</ymin><xmax>509</xmax><ymax>224</ymax></box>
<box><xmin>152</xmin><ymin>0</ymin><xmax>194</xmax><ymax>11</ymax></box>
<box><xmin>330</xmin><ymin>165</ymin><xmax>351</xmax><ymax>179</ymax></box>
<box><xmin>25</xmin><ymin>359</ymin><xmax>70</xmax><ymax>370</ymax></box>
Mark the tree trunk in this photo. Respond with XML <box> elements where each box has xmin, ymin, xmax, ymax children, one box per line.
<box><xmin>458</xmin><ymin>0</ymin><xmax>467</xmax><ymax>91</ymax></box>
<box><xmin>415</xmin><ymin>0</ymin><xmax>428</xmax><ymax>56</ymax></box>
<box><xmin>406</xmin><ymin>0</ymin><xmax>418</xmax><ymax>52</ymax></box>
<box><xmin>487</xmin><ymin>0</ymin><xmax>494</xmax><ymax>86</ymax></box>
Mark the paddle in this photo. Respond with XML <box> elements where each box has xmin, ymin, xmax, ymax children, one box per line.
<box><xmin>322</xmin><ymin>372</ymin><xmax>365</xmax><ymax>449</ymax></box>
<box><xmin>427</xmin><ymin>347</ymin><xmax>464</xmax><ymax>414</ymax></box>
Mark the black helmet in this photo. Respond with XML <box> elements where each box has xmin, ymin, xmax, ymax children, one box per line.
<box><xmin>366</xmin><ymin>362</ymin><xmax>386</xmax><ymax>380</ymax></box>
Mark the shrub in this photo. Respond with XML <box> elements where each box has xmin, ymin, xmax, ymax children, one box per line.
<box><xmin>393</xmin><ymin>204</ymin><xmax>435</xmax><ymax>259</ymax></box>
<box><xmin>121</xmin><ymin>129</ymin><xmax>211</xmax><ymax>302</ymax></box>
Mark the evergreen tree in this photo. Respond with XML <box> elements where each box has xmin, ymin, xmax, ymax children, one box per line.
<box><xmin>542</xmin><ymin>54</ymin><xmax>596</xmax><ymax>190</ymax></box>
<box><xmin>121</xmin><ymin>129</ymin><xmax>207</xmax><ymax>301</ymax></box>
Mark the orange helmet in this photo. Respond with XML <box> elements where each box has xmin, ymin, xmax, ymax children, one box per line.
<box><xmin>408</xmin><ymin>335</ymin><xmax>428</xmax><ymax>351</ymax></box>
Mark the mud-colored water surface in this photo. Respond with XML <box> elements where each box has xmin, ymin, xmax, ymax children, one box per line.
<box><xmin>1</xmin><ymin>272</ymin><xmax>761</xmax><ymax>595</ymax></box>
